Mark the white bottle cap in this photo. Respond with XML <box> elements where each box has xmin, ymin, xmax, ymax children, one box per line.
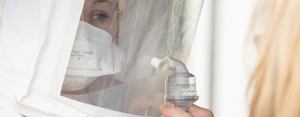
<box><xmin>150</xmin><ymin>57</ymin><xmax>169</xmax><ymax>74</ymax></box>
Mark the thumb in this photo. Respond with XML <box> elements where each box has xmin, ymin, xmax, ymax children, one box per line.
<box><xmin>160</xmin><ymin>105</ymin><xmax>192</xmax><ymax>117</ymax></box>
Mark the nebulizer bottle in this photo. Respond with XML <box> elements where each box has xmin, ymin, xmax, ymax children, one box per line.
<box><xmin>150</xmin><ymin>56</ymin><xmax>199</xmax><ymax>112</ymax></box>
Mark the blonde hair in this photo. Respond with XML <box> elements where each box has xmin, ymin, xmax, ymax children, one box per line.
<box><xmin>249</xmin><ymin>0</ymin><xmax>300</xmax><ymax>117</ymax></box>
<box><xmin>116</xmin><ymin>0</ymin><xmax>128</xmax><ymax>21</ymax></box>
<box><xmin>109</xmin><ymin>0</ymin><xmax>128</xmax><ymax>25</ymax></box>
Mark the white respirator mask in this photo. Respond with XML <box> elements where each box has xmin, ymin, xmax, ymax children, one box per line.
<box><xmin>62</xmin><ymin>21</ymin><xmax>126</xmax><ymax>91</ymax></box>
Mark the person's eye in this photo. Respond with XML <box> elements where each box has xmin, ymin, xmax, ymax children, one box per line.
<box><xmin>91</xmin><ymin>14</ymin><xmax>108</xmax><ymax>20</ymax></box>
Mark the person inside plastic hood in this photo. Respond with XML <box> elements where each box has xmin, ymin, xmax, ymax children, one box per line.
<box><xmin>0</xmin><ymin>0</ymin><xmax>204</xmax><ymax>117</ymax></box>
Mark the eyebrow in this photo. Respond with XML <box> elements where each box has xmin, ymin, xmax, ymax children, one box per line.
<box><xmin>93</xmin><ymin>0</ymin><xmax>112</xmax><ymax>6</ymax></box>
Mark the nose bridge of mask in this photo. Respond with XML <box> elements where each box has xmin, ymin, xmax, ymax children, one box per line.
<box><xmin>76</xmin><ymin>21</ymin><xmax>112</xmax><ymax>45</ymax></box>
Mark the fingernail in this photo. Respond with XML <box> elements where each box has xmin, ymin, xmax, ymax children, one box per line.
<box><xmin>160</xmin><ymin>105</ymin><xmax>167</xmax><ymax>110</ymax></box>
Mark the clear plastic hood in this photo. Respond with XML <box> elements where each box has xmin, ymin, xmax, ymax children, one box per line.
<box><xmin>60</xmin><ymin>0</ymin><xmax>204</xmax><ymax>116</ymax></box>
<box><xmin>0</xmin><ymin>0</ymin><xmax>203</xmax><ymax>116</ymax></box>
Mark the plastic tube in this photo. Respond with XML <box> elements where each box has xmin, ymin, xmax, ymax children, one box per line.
<box><xmin>165</xmin><ymin>57</ymin><xmax>189</xmax><ymax>73</ymax></box>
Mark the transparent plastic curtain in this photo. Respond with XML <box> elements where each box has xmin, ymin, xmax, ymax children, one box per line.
<box><xmin>61</xmin><ymin>0</ymin><xmax>204</xmax><ymax>116</ymax></box>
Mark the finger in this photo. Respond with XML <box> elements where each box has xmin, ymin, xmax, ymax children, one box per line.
<box><xmin>160</xmin><ymin>105</ymin><xmax>192</xmax><ymax>117</ymax></box>
<box><xmin>188</xmin><ymin>104</ymin><xmax>214</xmax><ymax>117</ymax></box>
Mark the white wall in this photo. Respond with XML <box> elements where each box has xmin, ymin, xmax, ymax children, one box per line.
<box><xmin>0</xmin><ymin>0</ymin><xmax>4</xmax><ymax>14</ymax></box>
<box><xmin>187</xmin><ymin>0</ymin><xmax>213</xmax><ymax>109</ymax></box>
<box><xmin>188</xmin><ymin>0</ymin><xmax>258</xmax><ymax>117</ymax></box>
<box><xmin>212</xmin><ymin>0</ymin><xmax>258</xmax><ymax>116</ymax></box>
